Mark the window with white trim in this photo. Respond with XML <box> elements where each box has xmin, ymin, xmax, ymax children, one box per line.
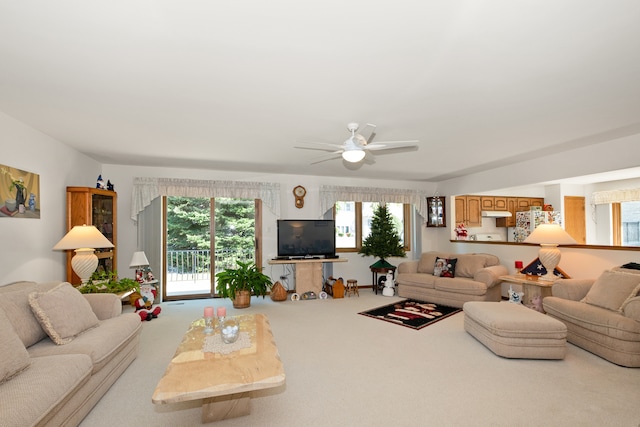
<box><xmin>334</xmin><ymin>201</ymin><xmax>410</xmax><ymax>252</ymax></box>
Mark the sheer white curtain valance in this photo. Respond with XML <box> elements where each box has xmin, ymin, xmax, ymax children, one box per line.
<box><xmin>131</xmin><ymin>177</ymin><xmax>280</xmax><ymax>221</ymax></box>
<box><xmin>592</xmin><ymin>188</ymin><xmax>640</xmax><ymax>205</ymax></box>
<box><xmin>319</xmin><ymin>185</ymin><xmax>430</xmax><ymax>219</ymax></box>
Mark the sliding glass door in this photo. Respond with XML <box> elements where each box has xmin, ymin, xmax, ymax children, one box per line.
<box><xmin>163</xmin><ymin>197</ymin><xmax>260</xmax><ymax>300</ymax></box>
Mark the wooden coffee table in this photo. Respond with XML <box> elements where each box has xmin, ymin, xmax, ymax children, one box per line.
<box><xmin>152</xmin><ymin>314</ymin><xmax>285</xmax><ymax>423</ymax></box>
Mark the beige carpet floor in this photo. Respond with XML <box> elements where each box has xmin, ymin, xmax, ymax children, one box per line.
<box><xmin>80</xmin><ymin>291</ymin><xmax>640</xmax><ymax>427</ymax></box>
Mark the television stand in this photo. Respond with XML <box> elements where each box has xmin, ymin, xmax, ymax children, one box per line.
<box><xmin>267</xmin><ymin>258</ymin><xmax>347</xmax><ymax>296</ymax></box>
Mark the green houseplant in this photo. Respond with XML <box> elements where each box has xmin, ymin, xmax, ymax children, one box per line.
<box><xmin>78</xmin><ymin>270</ymin><xmax>140</xmax><ymax>295</ymax></box>
<box><xmin>358</xmin><ymin>203</ymin><xmax>406</xmax><ymax>269</ymax></box>
<box><xmin>215</xmin><ymin>260</ymin><xmax>273</xmax><ymax>308</ymax></box>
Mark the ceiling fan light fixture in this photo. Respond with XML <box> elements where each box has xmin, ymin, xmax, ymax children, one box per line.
<box><xmin>342</xmin><ymin>149</ymin><xmax>366</xmax><ymax>163</ymax></box>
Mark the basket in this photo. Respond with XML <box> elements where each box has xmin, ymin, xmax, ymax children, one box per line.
<box><xmin>270</xmin><ymin>281</ymin><xmax>288</xmax><ymax>302</ymax></box>
<box><xmin>232</xmin><ymin>290</ymin><xmax>252</xmax><ymax>309</ymax></box>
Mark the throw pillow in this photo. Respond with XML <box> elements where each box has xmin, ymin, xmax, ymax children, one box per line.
<box><xmin>454</xmin><ymin>254</ymin><xmax>486</xmax><ymax>278</ymax></box>
<box><xmin>0</xmin><ymin>307</ymin><xmax>31</xmax><ymax>384</ymax></box>
<box><xmin>28</xmin><ymin>282</ymin><xmax>99</xmax><ymax>345</ymax></box>
<box><xmin>418</xmin><ymin>252</ymin><xmax>440</xmax><ymax>274</ymax></box>
<box><xmin>434</xmin><ymin>258</ymin><xmax>457</xmax><ymax>278</ymax></box>
<box><xmin>581</xmin><ymin>270</ymin><xmax>640</xmax><ymax>312</ymax></box>
<box><xmin>620</xmin><ymin>283</ymin><xmax>640</xmax><ymax>312</ymax></box>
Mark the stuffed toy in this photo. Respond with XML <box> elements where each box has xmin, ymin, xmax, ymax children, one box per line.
<box><xmin>135</xmin><ymin>270</ymin><xmax>145</xmax><ymax>284</ymax></box>
<box><xmin>527</xmin><ymin>295</ymin><xmax>544</xmax><ymax>313</ymax></box>
<box><xmin>508</xmin><ymin>285</ymin><xmax>524</xmax><ymax>304</ymax></box>
<box><xmin>130</xmin><ymin>284</ymin><xmax>161</xmax><ymax>321</ymax></box>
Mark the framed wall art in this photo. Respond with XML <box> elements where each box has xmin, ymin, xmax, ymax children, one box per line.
<box><xmin>0</xmin><ymin>164</ymin><xmax>40</xmax><ymax>219</ymax></box>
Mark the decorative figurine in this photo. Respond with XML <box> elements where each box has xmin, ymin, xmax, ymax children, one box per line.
<box><xmin>96</xmin><ymin>175</ymin><xmax>105</xmax><ymax>189</ymax></box>
<box><xmin>382</xmin><ymin>270</ymin><xmax>395</xmax><ymax>296</ymax></box>
<box><xmin>508</xmin><ymin>285</ymin><xmax>524</xmax><ymax>304</ymax></box>
<box><xmin>107</xmin><ymin>180</ymin><xmax>114</xmax><ymax>191</ymax></box>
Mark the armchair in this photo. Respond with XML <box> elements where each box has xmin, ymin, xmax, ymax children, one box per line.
<box><xmin>542</xmin><ymin>267</ymin><xmax>640</xmax><ymax>367</ymax></box>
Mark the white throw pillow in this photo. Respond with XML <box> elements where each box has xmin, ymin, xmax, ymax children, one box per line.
<box><xmin>0</xmin><ymin>307</ymin><xmax>31</xmax><ymax>383</ymax></box>
<box><xmin>28</xmin><ymin>282</ymin><xmax>99</xmax><ymax>345</ymax></box>
<box><xmin>582</xmin><ymin>270</ymin><xmax>640</xmax><ymax>312</ymax></box>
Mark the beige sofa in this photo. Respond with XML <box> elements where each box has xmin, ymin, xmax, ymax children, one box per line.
<box><xmin>543</xmin><ymin>267</ymin><xmax>640</xmax><ymax>367</ymax></box>
<box><xmin>0</xmin><ymin>281</ymin><xmax>142</xmax><ymax>427</ymax></box>
<box><xmin>397</xmin><ymin>252</ymin><xmax>508</xmax><ymax>308</ymax></box>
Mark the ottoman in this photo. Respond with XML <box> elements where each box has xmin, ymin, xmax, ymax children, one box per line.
<box><xmin>463</xmin><ymin>301</ymin><xmax>567</xmax><ymax>359</ymax></box>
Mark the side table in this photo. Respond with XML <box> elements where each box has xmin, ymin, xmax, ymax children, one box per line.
<box><xmin>500</xmin><ymin>275</ymin><xmax>554</xmax><ymax>311</ymax></box>
<box><xmin>371</xmin><ymin>266</ymin><xmax>396</xmax><ymax>295</ymax></box>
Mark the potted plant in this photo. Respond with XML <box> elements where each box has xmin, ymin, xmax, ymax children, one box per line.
<box><xmin>79</xmin><ymin>270</ymin><xmax>140</xmax><ymax>295</ymax></box>
<box><xmin>215</xmin><ymin>260</ymin><xmax>273</xmax><ymax>308</ymax></box>
<box><xmin>358</xmin><ymin>203</ymin><xmax>406</xmax><ymax>269</ymax></box>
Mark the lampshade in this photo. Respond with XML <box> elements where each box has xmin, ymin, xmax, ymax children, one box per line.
<box><xmin>53</xmin><ymin>225</ymin><xmax>114</xmax><ymax>284</ymax></box>
<box><xmin>524</xmin><ymin>224</ymin><xmax>576</xmax><ymax>281</ymax></box>
<box><xmin>342</xmin><ymin>149</ymin><xmax>366</xmax><ymax>163</ymax></box>
<box><xmin>523</xmin><ymin>223</ymin><xmax>577</xmax><ymax>245</ymax></box>
<box><xmin>129</xmin><ymin>251</ymin><xmax>150</xmax><ymax>268</ymax></box>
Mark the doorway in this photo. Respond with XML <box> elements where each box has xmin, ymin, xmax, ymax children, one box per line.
<box><xmin>163</xmin><ymin>197</ymin><xmax>261</xmax><ymax>300</ymax></box>
<box><xmin>564</xmin><ymin>196</ymin><xmax>586</xmax><ymax>244</ymax></box>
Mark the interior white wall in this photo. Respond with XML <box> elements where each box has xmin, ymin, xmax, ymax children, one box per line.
<box><xmin>2</xmin><ymin>109</ymin><xmax>639</xmax><ymax>291</ymax></box>
<box><xmin>0</xmin><ymin>112</ymin><xmax>103</xmax><ymax>284</ymax></box>
<box><xmin>437</xmin><ymin>132</ymin><xmax>640</xmax><ymax>196</ymax></box>
<box><xmin>102</xmin><ymin>164</ymin><xmax>433</xmax><ymax>289</ymax></box>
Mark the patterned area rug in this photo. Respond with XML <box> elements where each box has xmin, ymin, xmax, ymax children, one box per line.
<box><xmin>358</xmin><ymin>299</ymin><xmax>462</xmax><ymax>330</ymax></box>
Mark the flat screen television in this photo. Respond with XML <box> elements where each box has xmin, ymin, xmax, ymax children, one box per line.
<box><xmin>276</xmin><ymin>219</ymin><xmax>336</xmax><ymax>258</ymax></box>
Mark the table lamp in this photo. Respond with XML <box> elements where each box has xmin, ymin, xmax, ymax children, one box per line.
<box><xmin>53</xmin><ymin>225</ymin><xmax>114</xmax><ymax>284</ymax></box>
<box><xmin>129</xmin><ymin>251</ymin><xmax>150</xmax><ymax>283</ymax></box>
<box><xmin>523</xmin><ymin>223</ymin><xmax>576</xmax><ymax>281</ymax></box>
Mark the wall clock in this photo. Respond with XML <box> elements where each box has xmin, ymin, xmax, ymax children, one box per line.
<box><xmin>293</xmin><ymin>185</ymin><xmax>306</xmax><ymax>208</ymax></box>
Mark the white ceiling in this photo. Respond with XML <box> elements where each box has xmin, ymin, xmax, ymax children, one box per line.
<box><xmin>1</xmin><ymin>1</ymin><xmax>639</xmax><ymax>182</ymax></box>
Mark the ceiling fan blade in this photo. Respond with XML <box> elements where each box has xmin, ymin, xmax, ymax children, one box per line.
<box><xmin>363</xmin><ymin>151</ymin><xmax>376</xmax><ymax>165</ymax></box>
<box><xmin>294</xmin><ymin>141</ymin><xmax>344</xmax><ymax>153</ymax></box>
<box><xmin>309</xmin><ymin>152</ymin><xmax>343</xmax><ymax>165</ymax></box>
<box><xmin>365</xmin><ymin>140</ymin><xmax>419</xmax><ymax>150</ymax></box>
<box><xmin>358</xmin><ymin>123</ymin><xmax>377</xmax><ymax>144</ymax></box>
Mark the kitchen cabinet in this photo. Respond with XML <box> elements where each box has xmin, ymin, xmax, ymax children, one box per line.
<box><xmin>65</xmin><ymin>187</ymin><xmax>117</xmax><ymax>284</ymax></box>
<box><xmin>494</xmin><ymin>197</ymin><xmax>507</xmax><ymax>210</ymax></box>
<box><xmin>481</xmin><ymin>196</ymin><xmax>508</xmax><ymax>211</ymax></box>
<box><xmin>481</xmin><ymin>197</ymin><xmax>494</xmax><ymax>210</ymax></box>
<box><xmin>455</xmin><ymin>195</ymin><xmax>482</xmax><ymax>227</ymax></box>
<box><xmin>529</xmin><ymin>198</ymin><xmax>544</xmax><ymax>207</ymax></box>
<box><xmin>496</xmin><ymin>197</ymin><xmax>544</xmax><ymax>227</ymax></box>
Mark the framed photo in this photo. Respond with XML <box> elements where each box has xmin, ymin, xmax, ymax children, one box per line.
<box><xmin>0</xmin><ymin>164</ymin><xmax>40</xmax><ymax>219</ymax></box>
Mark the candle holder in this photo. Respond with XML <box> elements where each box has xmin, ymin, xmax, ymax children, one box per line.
<box><xmin>216</xmin><ymin>315</ymin><xmax>225</xmax><ymax>333</ymax></box>
<box><xmin>203</xmin><ymin>316</ymin><xmax>214</xmax><ymax>334</ymax></box>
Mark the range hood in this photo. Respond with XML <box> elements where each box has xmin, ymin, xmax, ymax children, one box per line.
<box><xmin>481</xmin><ymin>210</ymin><xmax>512</xmax><ymax>218</ymax></box>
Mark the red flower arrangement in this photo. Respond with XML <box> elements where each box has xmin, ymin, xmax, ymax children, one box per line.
<box><xmin>454</xmin><ymin>223</ymin><xmax>468</xmax><ymax>240</ymax></box>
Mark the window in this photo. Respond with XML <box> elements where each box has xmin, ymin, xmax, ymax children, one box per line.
<box><xmin>620</xmin><ymin>201</ymin><xmax>640</xmax><ymax>246</ymax></box>
<box><xmin>334</xmin><ymin>201</ymin><xmax>411</xmax><ymax>252</ymax></box>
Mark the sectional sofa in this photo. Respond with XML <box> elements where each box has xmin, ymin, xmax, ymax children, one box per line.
<box><xmin>0</xmin><ymin>281</ymin><xmax>142</xmax><ymax>427</ymax></box>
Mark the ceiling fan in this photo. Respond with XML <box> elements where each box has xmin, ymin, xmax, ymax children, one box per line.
<box><xmin>295</xmin><ymin>123</ymin><xmax>419</xmax><ymax>164</ymax></box>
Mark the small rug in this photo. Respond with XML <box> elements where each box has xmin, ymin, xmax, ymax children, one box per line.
<box><xmin>358</xmin><ymin>299</ymin><xmax>462</xmax><ymax>330</ymax></box>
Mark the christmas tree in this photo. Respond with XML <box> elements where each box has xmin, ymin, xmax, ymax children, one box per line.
<box><xmin>359</xmin><ymin>203</ymin><xmax>406</xmax><ymax>268</ymax></box>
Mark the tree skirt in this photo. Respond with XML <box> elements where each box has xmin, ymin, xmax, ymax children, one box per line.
<box><xmin>358</xmin><ymin>299</ymin><xmax>461</xmax><ymax>330</ymax></box>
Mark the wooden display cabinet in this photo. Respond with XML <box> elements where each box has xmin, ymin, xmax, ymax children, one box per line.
<box><xmin>426</xmin><ymin>196</ymin><xmax>446</xmax><ymax>227</ymax></box>
<box><xmin>65</xmin><ymin>187</ymin><xmax>117</xmax><ymax>284</ymax></box>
